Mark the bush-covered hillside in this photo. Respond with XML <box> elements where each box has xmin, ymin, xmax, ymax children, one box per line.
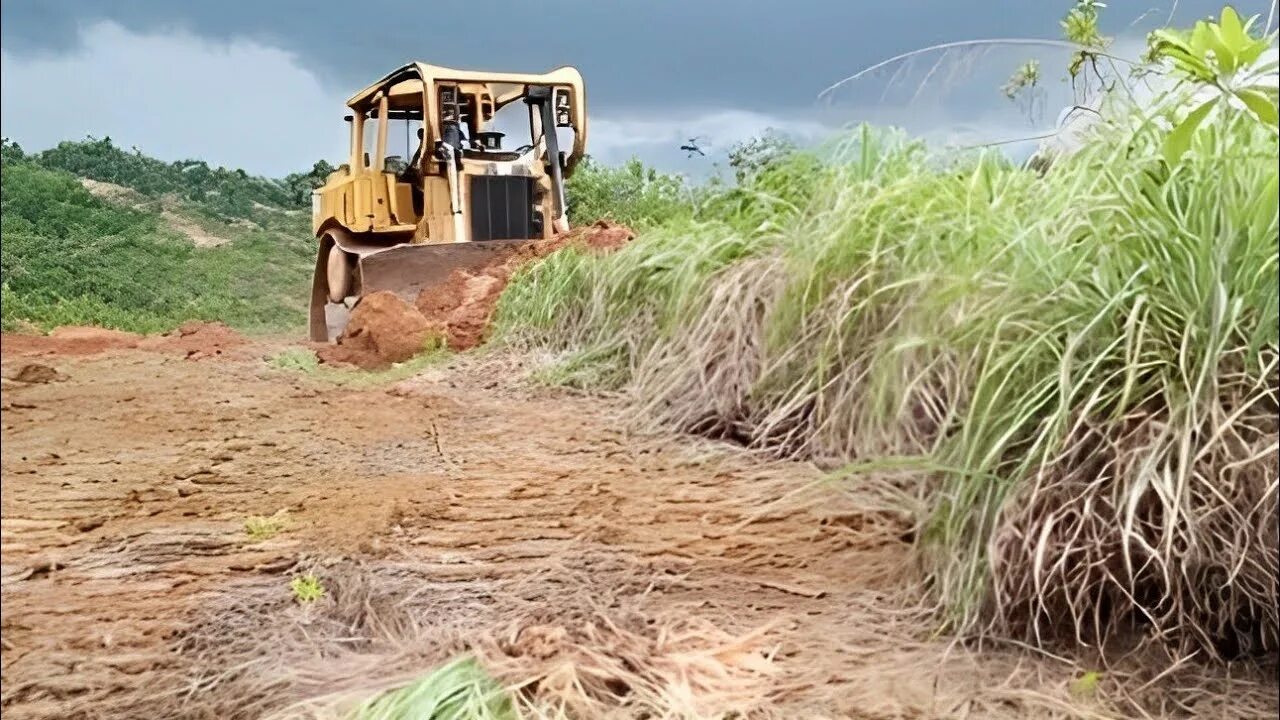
<box><xmin>1</xmin><ymin>138</ymin><xmax>323</xmax><ymax>333</ymax></box>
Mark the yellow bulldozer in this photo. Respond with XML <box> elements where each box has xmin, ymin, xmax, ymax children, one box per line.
<box><xmin>308</xmin><ymin>62</ymin><xmax>587</xmax><ymax>341</ymax></box>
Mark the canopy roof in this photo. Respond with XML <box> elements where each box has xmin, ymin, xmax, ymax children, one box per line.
<box><xmin>346</xmin><ymin>62</ymin><xmax>584</xmax><ymax>108</ymax></box>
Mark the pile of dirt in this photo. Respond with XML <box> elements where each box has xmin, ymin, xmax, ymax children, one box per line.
<box><xmin>561</xmin><ymin>219</ymin><xmax>635</xmax><ymax>252</ymax></box>
<box><xmin>420</xmin><ymin>219</ymin><xmax>635</xmax><ymax>350</ymax></box>
<box><xmin>414</xmin><ymin>271</ymin><xmax>508</xmax><ymax>351</ymax></box>
<box><xmin>0</xmin><ymin>326</ymin><xmax>142</xmax><ymax>356</ymax></box>
<box><xmin>319</xmin><ymin>221</ymin><xmax>634</xmax><ymax>369</ymax></box>
<box><xmin>1</xmin><ymin>322</ymin><xmax>247</xmax><ymax>362</ymax></box>
<box><xmin>315</xmin><ymin>292</ymin><xmax>445</xmax><ymax>370</ymax></box>
<box><xmin>138</xmin><ymin>321</ymin><xmax>248</xmax><ymax>360</ymax></box>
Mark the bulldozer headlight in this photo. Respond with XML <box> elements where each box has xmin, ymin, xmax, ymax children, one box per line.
<box><xmin>554</xmin><ymin>90</ymin><xmax>572</xmax><ymax>127</ymax></box>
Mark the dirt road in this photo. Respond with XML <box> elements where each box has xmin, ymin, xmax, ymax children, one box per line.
<box><xmin>1</xmin><ymin>330</ymin><xmax>1274</xmax><ymax>719</ymax></box>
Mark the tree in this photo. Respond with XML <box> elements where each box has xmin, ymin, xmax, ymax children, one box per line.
<box><xmin>727</xmin><ymin>129</ymin><xmax>798</xmax><ymax>183</ymax></box>
<box><xmin>283</xmin><ymin>160</ymin><xmax>337</xmax><ymax>205</ymax></box>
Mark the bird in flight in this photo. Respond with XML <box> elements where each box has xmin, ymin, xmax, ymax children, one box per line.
<box><xmin>680</xmin><ymin>137</ymin><xmax>707</xmax><ymax>157</ymax></box>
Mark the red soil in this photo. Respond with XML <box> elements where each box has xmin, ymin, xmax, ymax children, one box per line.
<box><xmin>315</xmin><ymin>292</ymin><xmax>445</xmax><ymax>370</ymax></box>
<box><xmin>0</xmin><ymin>322</ymin><xmax>245</xmax><ymax>361</ymax></box>
<box><xmin>319</xmin><ymin>221</ymin><xmax>634</xmax><ymax>369</ymax></box>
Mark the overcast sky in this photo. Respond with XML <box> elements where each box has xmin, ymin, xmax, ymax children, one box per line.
<box><xmin>2</xmin><ymin>0</ymin><xmax>1272</xmax><ymax>177</ymax></box>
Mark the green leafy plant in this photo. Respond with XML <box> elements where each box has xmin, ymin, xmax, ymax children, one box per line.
<box><xmin>1070</xmin><ymin>670</ymin><xmax>1102</xmax><ymax>698</ymax></box>
<box><xmin>349</xmin><ymin>655</ymin><xmax>514</xmax><ymax>720</ymax></box>
<box><xmin>565</xmin><ymin>156</ymin><xmax>692</xmax><ymax>228</ymax></box>
<box><xmin>727</xmin><ymin>128</ymin><xmax>799</xmax><ymax>182</ymax></box>
<box><xmin>1002</xmin><ymin>59</ymin><xmax>1041</xmax><ymax>99</ymax></box>
<box><xmin>1062</xmin><ymin>0</ymin><xmax>1111</xmax><ymax>78</ymax></box>
<box><xmin>0</xmin><ymin>155</ymin><xmax>316</xmax><ymax>333</ymax></box>
<box><xmin>290</xmin><ymin>573</ymin><xmax>326</xmax><ymax>604</ymax></box>
<box><xmin>1002</xmin><ymin>59</ymin><xmax>1046</xmax><ymax>121</ymax></box>
<box><xmin>281</xmin><ymin>159</ymin><xmax>336</xmax><ymax>206</ymax></box>
<box><xmin>1</xmin><ymin>137</ymin><xmax>26</xmax><ymax>165</ymax></box>
<box><xmin>1148</xmin><ymin>6</ymin><xmax>1279</xmax><ymax>163</ymax></box>
<box><xmin>35</xmin><ymin>136</ymin><xmax>315</xmax><ymax>218</ymax></box>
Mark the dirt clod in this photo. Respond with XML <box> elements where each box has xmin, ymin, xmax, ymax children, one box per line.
<box><xmin>73</xmin><ymin>516</ymin><xmax>107</xmax><ymax>532</ymax></box>
<box><xmin>139</xmin><ymin>321</ymin><xmax>247</xmax><ymax>360</ymax></box>
<box><xmin>505</xmin><ymin>624</ymin><xmax>568</xmax><ymax>660</ymax></box>
<box><xmin>6</xmin><ymin>363</ymin><xmax>65</xmax><ymax>384</ymax></box>
<box><xmin>317</xmin><ymin>291</ymin><xmax>445</xmax><ymax>370</ymax></box>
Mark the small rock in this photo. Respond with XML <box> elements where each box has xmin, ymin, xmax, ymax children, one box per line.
<box><xmin>174</xmin><ymin>465</ymin><xmax>214</xmax><ymax>480</ymax></box>
<box><xmin>73</xmin><ymin>516</ymin><xmax>107</xmax><ymax>532</ymax></box>
<box><xmin>26</xmin><ymin>557</ymin><xmax>63</xmax><ymax>579</ymax></box>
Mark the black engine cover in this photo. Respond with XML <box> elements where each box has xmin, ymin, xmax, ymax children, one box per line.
<box><xmin>468</xmin><ymin>175</ymin><xmax>535</xmax><ymax>241</ymax></box>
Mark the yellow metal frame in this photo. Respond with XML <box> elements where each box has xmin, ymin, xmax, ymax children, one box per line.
<box><xmin>311</xmin><ymin>62</ymin><xmax>587</xmax><ymax>246</ymax></box>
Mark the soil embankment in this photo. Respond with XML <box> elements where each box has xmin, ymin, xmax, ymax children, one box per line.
<box><xmin>318</xmin><ymin>221</ymin><xmax>633</xmax><ymax>369</ymax></box>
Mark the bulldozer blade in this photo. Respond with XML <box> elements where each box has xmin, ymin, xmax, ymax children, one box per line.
<box><xmin>358</xmin><ymin>240</ymin><xmax>530</xmax><ymax>299</ymax></box>
<box><xmin>312</xmin><ymin>239</ymin><xmax>533</xmax><ymax>342</ymax></box>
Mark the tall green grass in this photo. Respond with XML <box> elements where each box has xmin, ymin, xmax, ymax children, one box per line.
<box><xmin>496</xmin><ymin>67</ymin><xmax>1278</xmax><ymax>654</ymax></box>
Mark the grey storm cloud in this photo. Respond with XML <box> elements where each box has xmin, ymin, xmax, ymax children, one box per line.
<box><xmin>2</xmin><ymin>0</ymin><xmax>1270</xmax><ymax>175</ymax></box>
<box><xmin>5</xmin><ymin>0</ymin><xmax>1252</xmax><ymax>110</ymax></box>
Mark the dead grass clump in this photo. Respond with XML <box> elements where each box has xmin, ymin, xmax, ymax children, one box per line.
<box><xmin>477</xmin><ymin>613</ymin><xmax>777</xmax><ymax>718</ymax></box>
<box><xmin>125</xmin><ymin>550</ymin><xmax>764</xmax><ymax>719</ymax></box>
<box><xmin>988</xmin><ymin>400</ymin><xmax>1279</xmax><ymax>658</ymax></box>
<box><xmin>630</xmin><ymin>255</ymin><xmax>785</xmax><ymax>447</ymax></box>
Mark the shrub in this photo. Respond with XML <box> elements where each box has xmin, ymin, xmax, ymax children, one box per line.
<box><xmin>0</xmin><ymin>159</ymin><xmax>314</xmax><ymax>333</ymax></box>
<box><xmin>566</xmin><ymin>156</ymin><xmax>693</xmax><ymax>228</ymax></box>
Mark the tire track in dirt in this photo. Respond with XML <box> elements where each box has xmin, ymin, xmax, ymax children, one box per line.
<box><xmin>0</xmin><ymin>343</ymin><xmax>867</xmax><ymax>717</ymax></box>
<box><xmin>3</xmin><ymin>336</ymin><xmax>1272</xmax><ymax>719</ymax></box>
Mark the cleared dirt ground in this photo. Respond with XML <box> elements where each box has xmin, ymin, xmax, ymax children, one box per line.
<box><xmin>2</xmin><ymin>331</ymin><xmax>1275</xmax><ymax>719</ymax></box>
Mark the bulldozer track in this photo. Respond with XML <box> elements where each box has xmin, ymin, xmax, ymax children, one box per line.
<box><xmin>2</xmin><ymin>333</ymin><xmax>1265</xmax><ymax>718</ymax></box>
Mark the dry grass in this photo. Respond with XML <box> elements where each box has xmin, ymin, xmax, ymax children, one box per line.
<box><xmin>66</xmin><ymin>459</ymin><xmax>1278</xmax><ymax>719</ymax></box>
<box><xmin>93</xmin><ymin>556</ymin><xmax>1279</xmax><ymax>720</ymax></box>
<box><xmin>479</xmin><ymin>613</ymin><xmax>778</xmax><ymax>718</ymax></box>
